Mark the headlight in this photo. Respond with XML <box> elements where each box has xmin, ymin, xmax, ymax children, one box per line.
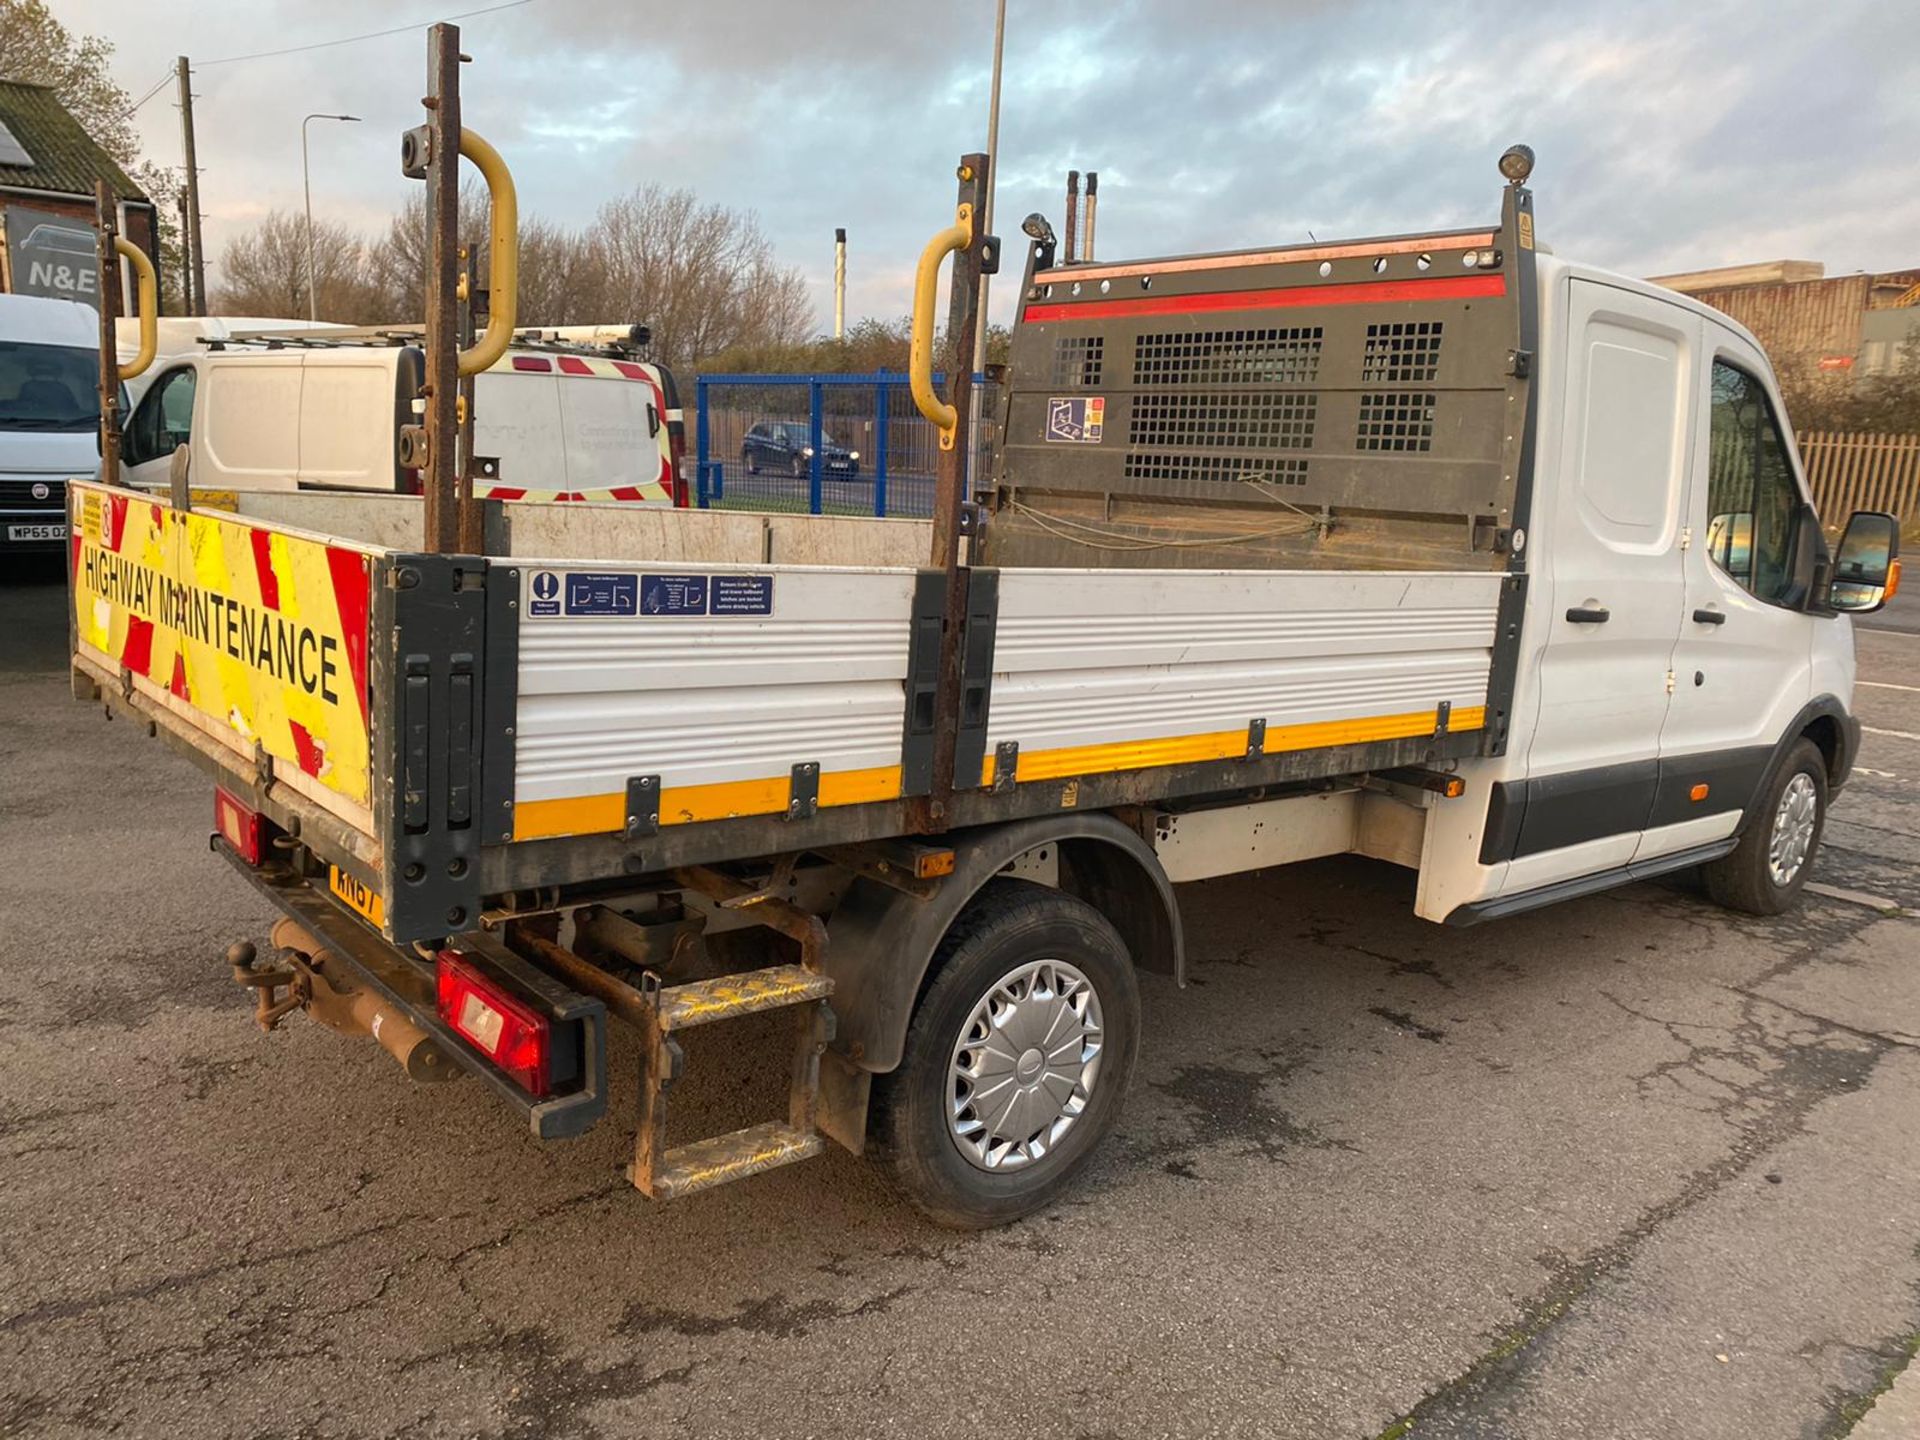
<box><xmin>803</xmin><ymin>446</ymin><xmax>815</xmax><ymax>458</ymax></box>
<box><xmin>849</xmin><ymin>450</ymin><xmax>860</xmax><ymax>462</ymax></box>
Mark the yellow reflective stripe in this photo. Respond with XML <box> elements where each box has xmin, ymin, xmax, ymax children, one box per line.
<box><xmin>512</xmin><ymin>764</ymin><xmax>903</xmax><ymax>842</ymax></box>
<box><xmin>508</xmin><ymin>706</ymin><xmax>1485</xmax><ymax>842</ymax></box>
<box><xmin>981</xmin><ymin>705</ymin><xmax>1485</xmax><ymax>787</ymax></box>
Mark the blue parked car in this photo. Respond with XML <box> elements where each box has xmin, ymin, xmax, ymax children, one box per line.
<box><xmin>742</xmin><ymin>421</ymin><xmax>860</xmax><ymax>479</ymax></box>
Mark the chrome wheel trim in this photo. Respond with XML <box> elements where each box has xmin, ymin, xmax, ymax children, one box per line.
<box><xmin>947</xmin><ymin>958</ymin><xmax>1105</xmax><ymax>1173</ymax></box>
<box><xmin>1768</xmin><ymin>772</ymin><xmax>1818</xmax><ymax>887</ymax></box>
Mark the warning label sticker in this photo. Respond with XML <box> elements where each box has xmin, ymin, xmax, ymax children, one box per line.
<box><xmin>710</xmin><ymin>575</ymin><xmax>773</xmax><ymax>616</ymax></box>
<box><xmin>527</xmin><ymin>569</ymin><xmax>776</xmax><ymax>619</ymax></box>
<box><xmin>529</xmin><ymin>570</ymin><xmax>561</xmax><ymax>617</ymax></box>
<box><xmin>1045</xmin><ymin>396</ymin><xmax>1105</xmax><ymax>444</ymax></box>
<box><xmin>639</xmin><ymin>574</ymin><xmax>707</xmax><ymax>616</ymax></box>
<box><xmin>565</xmin><ymin>572</ymin><xmax>639</xmax><ymax>616</ymax></box>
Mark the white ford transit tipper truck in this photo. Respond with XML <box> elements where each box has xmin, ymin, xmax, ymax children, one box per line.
<box><xmin>72</xmin><ymin>140</ymin><xmax>1902</xmax><ymax>1228</ymax></box>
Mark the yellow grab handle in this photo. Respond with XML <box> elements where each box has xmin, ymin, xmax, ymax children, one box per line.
<box><xmin>115</xmin><ymin>238</ymin><xmax>157</xmax><ymax>378</ymax></box>
<box><xmin>457</xmin><ymin>128</ymin><xmax>518</xmax><ymax>378</ymax></box>
<box><xmin>909</xmin><ymin>201</ymin><xmax>973</xmax><ymax>450</ymax></box>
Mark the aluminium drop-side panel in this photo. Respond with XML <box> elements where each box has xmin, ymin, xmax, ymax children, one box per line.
<box><xmin>508</xmin><ymin>563</ymin><xmax>918</xmax><ymax>840</ymax></box>
<box><xmin>980</xmin><ymin>568</ymin><xmax>1502</xmax><ymax>786</ymax></box>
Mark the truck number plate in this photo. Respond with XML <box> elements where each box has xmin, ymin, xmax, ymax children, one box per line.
<box><xmin>7</xmin><ymin>523</ymin><xmax>66</xmax><ymax>541</ymax></box>
<box><xmin>329</xmin><ymin>865</ymin><xmax>385</xmax><ymax>929</ymax></box>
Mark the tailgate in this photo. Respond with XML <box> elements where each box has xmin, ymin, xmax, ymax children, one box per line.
<box><xmin>72</xmin><ymin>481</ymin><xmax>502</xmax><ymax>945</ymax></box>
<box><xmin>69</xmin><ymin>479</ymin><xmax>379</xmax><ymax>836</ymax></box>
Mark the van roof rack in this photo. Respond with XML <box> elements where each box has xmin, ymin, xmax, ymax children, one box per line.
<box><xmin>207</xmin><ymin>322</ymin><xmax>652</xmax><ymax>359</ymax></box>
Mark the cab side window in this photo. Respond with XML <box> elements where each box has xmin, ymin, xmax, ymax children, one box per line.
<box><xmin>1705</xmin><ymin>360</ymin><xmax>1802</xmax><ymax>606</ymax></box>
<box><xmin>126</xmin><ymin>366</ymin><xmax>196</xmax><ymax>466</ymax></box>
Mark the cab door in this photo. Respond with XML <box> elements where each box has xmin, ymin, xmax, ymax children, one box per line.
<box><xmin>1502</xmin><ymin>278</ymin><xmax>1696</xmax><ymax>894</ymax></box>
<box><xmin>121</xmin><ymin>362</ymin><xmax>199</xmax><ymax>490</ymax></box>
<box><xmin>1640</xmin><ymin>341</ymin><xmax>1815</xmax><ymax>861</ymax></box>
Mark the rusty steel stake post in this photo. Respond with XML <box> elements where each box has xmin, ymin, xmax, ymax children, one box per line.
<box><xmin>921</xmin><ymin>153</ymin><xmax>991</xmax><ymax>829</ymax></box>
<box><xmin>421</xmin><ymin>23</ymin><xmax>465</xmax><ymax>554</ymax></box>
<box><xmin>93</xmin><ymin>182</ymin><xmax>124</xmax><ymax>487</ymax></box>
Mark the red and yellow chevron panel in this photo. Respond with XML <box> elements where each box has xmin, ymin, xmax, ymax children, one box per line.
<box><xmin>70</xmin><ymin>482</ymin><xmax>374</xmax><ymax>808</ymax></box>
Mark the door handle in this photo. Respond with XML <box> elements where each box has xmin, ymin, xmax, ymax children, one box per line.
<box><xmin>1691</xmin><ymin>608</ymin><xmax>1726</xmax><ymax>626</ymax></box>
<box><xmin>1564</xmin><ymin>606</ymin><xmax>1610</xmax><ymax>624</ymax></box>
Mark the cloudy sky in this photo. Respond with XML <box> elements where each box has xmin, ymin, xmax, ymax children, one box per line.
<box><xmin>60</xmin><ymin>0</ymin><xmax>1920</xmax><ymax>332</ymax></box>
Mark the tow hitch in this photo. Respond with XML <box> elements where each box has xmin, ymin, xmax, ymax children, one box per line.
<box><xmin>227</xmin><ymin>922</ymin><xmax>459</xmax><ymax>1083</ymax></box>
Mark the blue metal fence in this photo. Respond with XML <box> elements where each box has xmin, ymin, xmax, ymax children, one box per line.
<box><xmin>693</xmin><ymin>371</ymin><xmax>995</xmax><ymax>518</ymax></box>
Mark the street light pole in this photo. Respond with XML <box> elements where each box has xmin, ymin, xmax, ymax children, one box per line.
<box><xmin>302</xmin><ymin>112</ymin><xmax>361</xmax><ymax>322</ymax></box>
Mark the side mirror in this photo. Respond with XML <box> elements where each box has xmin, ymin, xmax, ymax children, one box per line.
<box><xmin>1829</xmin><ymin>510</ymin><xmax>1902</xmax><ymax>613</ymax></box>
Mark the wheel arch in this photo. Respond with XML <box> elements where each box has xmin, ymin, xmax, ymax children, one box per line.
<box><xmin>1735</xmin><ymin>693</ymin><xmax>1856</xmax><ymax>837</ymax></box>
<box><xmin>825</xmin><ymin>812</ymin><xmax>1183</xmax><ymax>1077</ymax></box>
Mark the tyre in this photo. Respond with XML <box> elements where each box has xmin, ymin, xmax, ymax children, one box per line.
<box><xmin>1703</xmin><ymin>737</ymin><xmax>1827</xmax><ymax>915</ymax></box>
<box><xmin>743</xmin><ymin>449</ymin><xmax>758</xmax><ymax>475</ymax></box>
<box><xmin>790</xmin><ymin>455</ymin><xmax>806</xmax><ymax>479</ymax></box>
<box><xmin>869</xmin><ymin>879</ymin><xmax>1141</xmax><ymax>1228</ymax></box>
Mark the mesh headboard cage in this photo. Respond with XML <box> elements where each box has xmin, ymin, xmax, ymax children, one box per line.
<box><xmin>982</xmin><ymin>214</ymin><xmax>1532</xmax><ymax>571</ymax></box>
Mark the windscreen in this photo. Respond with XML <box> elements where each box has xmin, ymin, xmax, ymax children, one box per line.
<box><xmin>0</xmin><ymin>341</ymin><xmax>99</xmax><ymax>431</ymax></box>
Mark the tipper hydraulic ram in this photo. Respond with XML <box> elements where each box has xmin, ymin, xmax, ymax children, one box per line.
<box><xmin>73</xmin><ymin>35</ymin><xmax>1896</xmax><ymax>1224</ymax></box>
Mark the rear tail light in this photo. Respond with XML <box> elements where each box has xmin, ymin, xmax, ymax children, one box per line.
<box><xmin>436</xmin><ymin>950</ymin><xmax>552</xmax><ymax>1096</ymax></box>
<box><xmin>667</xmin><ymin>422</ymin><xmax>689</xmax><ymax>507</ymax></box>
<box><xmin>402</xmin><ymin>466</ymin><xmax>423</xmax><ymax>495</ymax></box>
<box><xmin>214</xmin><ymin>787</ymin><xmax>264</xmax><ymax>864</ymax></box>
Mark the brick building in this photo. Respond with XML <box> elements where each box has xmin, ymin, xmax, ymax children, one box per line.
<box><xmin>1651</xmin><ymin>260</ymin><xmax>1920</xmax><ymax>389</ymax></box>
<box><xmin>0</xmin><ymin>79</ymin><xmax>160</xmax><ymax>313</ymax></box>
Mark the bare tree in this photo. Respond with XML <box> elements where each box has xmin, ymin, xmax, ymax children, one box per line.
<box><xmin>212</xmin><ymin>210</ymin><xmax>383</xmax><ymax>322</ymax></box>
<box><xmin>211</xmin><ymin>181</ymin><xmax>817</xmax><ymax>361</ymax></box>
<box><xmin>590</xmin><ymin>185</ymin><xmax>812</xmax><ymax>368</ymax></box>
<box><xmin>364</xmin><ymin>183</ymin><xmax>493</xmax><ymax>322</ymax></box>
<box><xmin>515</xmin><ymin>215</ymin><xmax>607</xmax><ymax>327</ymax></box>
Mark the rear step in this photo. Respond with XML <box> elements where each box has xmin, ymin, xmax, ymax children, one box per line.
<box><xmin>631</xmin><ymin>964</ymin><xmax>835</xmax><ymax>1200</ymax></box>
<box><xmin>656</xmin><ymin>965</ymin><xmax>832</xmax><ymax>1030</ymax></box>
<box><xmin>644</xmin><ymin>1120</ymin><xmax>825</xmax><ymax>1200</ymax></box>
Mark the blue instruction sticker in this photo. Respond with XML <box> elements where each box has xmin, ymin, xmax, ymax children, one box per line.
<box><xmin>710</xmin><ymin>575</ymin><xmax>774</xmax><ymax>616</ymax></box>
<box><xmin>529</xmin><ymin>569</ymin><xmax>561</xmax><ymax>617</ymax></box>
<box><xmin>639</xmin><ymin>574</ymin><xmax>709</xmax><ymax>616</ymax></box>
<box><xmin>565</xmin><ymin>572</ymin><xmax>639</xmax><ymax>617</ymax></box>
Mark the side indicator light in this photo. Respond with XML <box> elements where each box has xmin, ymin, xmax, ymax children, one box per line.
<box><xmin>1442</xmin><ymin>777</ymin><xmax>1466</xmax><ymax>799</ymax></box>
<box><xmin>435</xmin><ymin>950</ymin><xmax>552</xmax><ymax>1096</ymax></box>
<box><xmin>213</xmin><ymin>786</ymin><xmax>264</xmax><ymax>864</ymax></box>
<box><xmin>916</xmin><ymin>848</ymin><xmax>957</xmax><ymax>879</ymax></box>
<box><xmin>1886</xmin><ymin>558</ymin><xmax>1902</xmax><ymax>601</ymax></box>
<box><xmin>1690</xmin><ymin>783</ymin><xmax>1710</xmax><ymax>802</ymax></box>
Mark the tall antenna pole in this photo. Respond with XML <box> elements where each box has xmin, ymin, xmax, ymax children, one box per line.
<box><xmin>969</xmin><ymin>0</ymin><xmax>1007</xmax><ymax>380</ymax></box>
<box><xmin>175</xmin><ymin>57</ymin><xmax>206</xmax><ymax>316</ymax></box>
<box><xmin>833</xmin><ymin>227</ymin><xmax>846</xmax><ymax>339</ymax></box>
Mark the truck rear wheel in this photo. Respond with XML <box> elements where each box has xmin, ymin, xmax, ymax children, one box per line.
<box><xmin>870</xmin><ymin>879</ymin><xmax>1140</xmax><ymax>1228</ymax></box>
<box><xmin>1703</xmin><ymin>737</ymin><xmax>1828</xmax><ymax>915</ymax></box>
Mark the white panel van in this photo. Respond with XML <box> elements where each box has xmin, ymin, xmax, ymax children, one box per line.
<box><xmin>119</xmin><ymin>342</ymin><xmax>685</xmax><ymax>506</ymax></box>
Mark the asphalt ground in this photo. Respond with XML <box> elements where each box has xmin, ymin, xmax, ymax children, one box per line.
<box><xmin>4</xmin><ymin>550</ymin><xmax>1919</xmax><ymax>1440</ymax></box>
